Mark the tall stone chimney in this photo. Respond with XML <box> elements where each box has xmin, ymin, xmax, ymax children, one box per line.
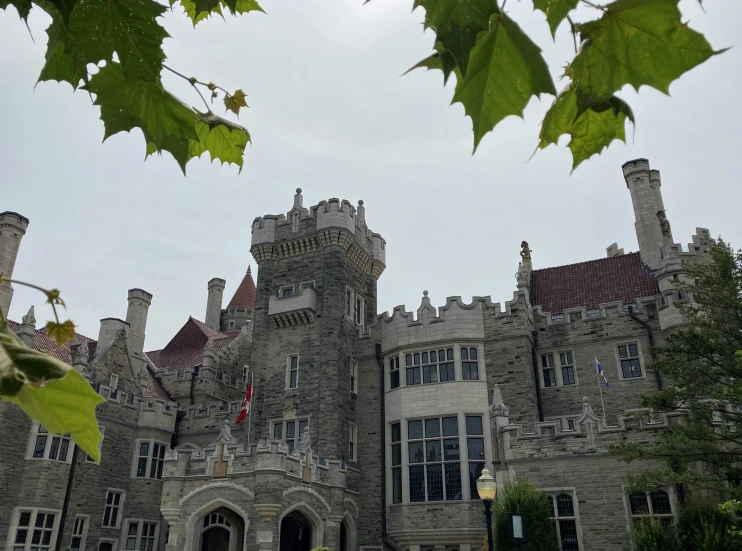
<box><xmin>0</xmin><ymin>211</ymin><xmax>30</xmax><ymax>317</ymax></box>
<box><xmin>126</xmin><ymin>288</ymin><xmax>153</xmax><ymax>354</ymax></box>
<box><xmin>206</xmin><ymin>278</ymin><xmax>226</xmax><ymax>330</ymax></box>
<box><xmin>622</xmin><ymin>159</ymin><xmax>670</xmax><ymax>270</ymax></box>
<box><xmin>97</xmin><ymin>318</ymin><xmax>129</xmax><ymax>357</ymax></box>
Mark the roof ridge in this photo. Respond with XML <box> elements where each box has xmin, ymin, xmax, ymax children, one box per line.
<box><xmin>532</xmin><ymin>251</ymin><xmax>640</xmax><ymax>273</ymax></box>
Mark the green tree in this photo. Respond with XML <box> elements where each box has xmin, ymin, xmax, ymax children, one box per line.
<box><xmin>611</xmin><ymin>241</ymin><xmax>742</xmax><ymax>499</ymax></box>
<box><xmin>493</xmin><ymin>479</ymin><xmax>559</xmax><ymax>551</ymax></box>
<box><xmin>0</xmin><ymin>0</ymin><xmax>729</xmax><ymax>172</ymax></box>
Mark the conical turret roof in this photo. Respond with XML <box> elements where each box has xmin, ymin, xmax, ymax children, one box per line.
<box><xmin>228</xmin><ymin>266</ymin><xmax>256</xmax><ymax>309</ymax></box>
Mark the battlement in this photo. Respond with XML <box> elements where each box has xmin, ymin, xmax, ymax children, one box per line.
<box><xmin>0</xmin><ymin>211</ymin><xmax>30</xmax><ymax>233</ymax></box>
<box><xmin>500</xmin><ymin>397</ymin><xmax>681</xmax><ymax>461</ymax></box>
<box><xmin>663</xmin><ymin>227</ymin><xmax>715</xmax><ymax>262</ymax></box>
<box><xmin>532</xmin><ymin>295</ymin><xmax>659</xmax><ymax>326</ymax></box>
<box><xmin>621</xmin><ymin>158</ymin><xmax>651</xmax><ymax>182</ymax></box>
<box><xmin>250</xmin><ymin>189</ymin><xmax>386</xmax><ymax>278</ymax></box>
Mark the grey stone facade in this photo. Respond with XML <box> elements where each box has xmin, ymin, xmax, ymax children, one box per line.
<box><xmin>0</xmin><ymin>159</ymin><xmax>720</xmax><ymax>551</ymax></box>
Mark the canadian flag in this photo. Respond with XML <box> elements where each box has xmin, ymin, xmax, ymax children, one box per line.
<box><xmin>235</xmin><ymin>378</ymin><xmax>254</xmax><ymax>426</ymax></box>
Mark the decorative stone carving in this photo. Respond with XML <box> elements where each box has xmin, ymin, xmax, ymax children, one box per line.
<box><xmin>519</xmin><ymin>241</ymin><xmax>532</xmax><ymax>262</ymax></box>
<box><xmin>254</xmin><ymin>504</ymin><xmax>281</xmax><ymax>522</ymax></box>
<box><xmin>657</xmin><ymin>210</ymin><xmax>672</xmax><ymax>239</ymax></box>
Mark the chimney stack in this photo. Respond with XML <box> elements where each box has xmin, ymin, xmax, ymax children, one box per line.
<box><xmin>206</xmin><ymin>278</ymin><xmax>226</xmax><ymax>330</ymax></box>
<box><xmin>126</xmin><ymin>288</ymin><xmax>153</xmax><ymax>354</ymax></box>
<box><xmin>0</xmin><ymin>211</ymin><xmax>30</xmax><ymax>317</ymax></box>
<box><xmin>97</xmin><ymin>318</ymin><xmax>129</xmax><ymax>357</ymax></box>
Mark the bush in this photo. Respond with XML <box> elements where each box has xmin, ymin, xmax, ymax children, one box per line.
<box><xmin>493</xmin><ymin>479</ymin><xmax>559</xmax><ymax>551</ymax></box>
<box><xmin>631</xmin><ymin>519</ymin><xmax>679</xmax><ymax>551</ymax></box>
<box><xmin>676</xmin><ymin>502</ymin><xmax>742</xmax><ymax>551</ymax></box>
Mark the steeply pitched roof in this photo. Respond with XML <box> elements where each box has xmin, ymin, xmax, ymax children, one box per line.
<box><xmin>7</xmin><ymin>320</ymin><xmax>168</xmax><ymax>399</ymax></box>
<box><xmin>145</xmin><ymin>316</ymin><xmax>236</xmax><ymax>371</ymax></box>
<box><xmin>227</xmin><ymin>266</ymin><xmax>256</xmax><ymax>309</ymax></box>
<box><xmin>530</xmin><ymin>252</ymin><xmax>660</xmax><ymax>314</ymax></box>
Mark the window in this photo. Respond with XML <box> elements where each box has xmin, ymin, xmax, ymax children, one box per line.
<box><xmin>134</xmin><ymin>441</ymin><xmax>166</xmax><ymax>479</ymax></box>
<box><xmin>242</xmin><ymin>365</ymin><xmax>250</xmax><ymax>389</ymax></box>
<box><xmin>461</xmin><ymin>347</ymin><xmax>479</xmax><ymax>380</ymax></box>
<box><xmin>110</xmin><ymin>374</ymin><xmax>119</xmax><ymax>398</ymax></box>
<box><xmin>98</xmin><ymin>542</ymin><xmax>116</xmax><ymax>551</ymax></box>
<box><xmin>541</xmin><ymin>355</ymin><xmax>556</xmax><ymax>388</ymax></box>
<box><xmin>102</xmin><ymin>490</ymin><xmax>124</xmax><ymax>528</ymax></box>
<box><xmin>551</xmin><ymin>313</ymin><xmax>565</xmax><ymax>322</ymax></box>
<box><xmin>350</xmin><ymin>359</ymin><xmax>357</xmax><ymax>394</ymax></box>
<box><xmin>390</xmin><ymin>423</ymin><xmax>402</xmax><ymax>504</ymax></box>
<box><xmin>541</xmin><ymin>352</ymin><xmax>576</xmax><ymax>387</ymax></box>
<box><xmin>466</xmin><ymin>416</ymin><xmax>485</xmax><ymax>500</ymax></box>
<box><xmin>345</xmin><ymin>287</ymin><xmax>352</xmax><ymax>318</ymax></box>
<box><xmin>70</xmin><ymin>516</ymin><xmax>88</xmax><ymax>551</ymax></box>
<box><xmin>547</xmin><ymin>493</ymin><xmax>580</xmax><ymax>551</ymax></box>
<box><xmin>124</xmin><ymin>521</ymin><xmax>157</xmax><ymax>551</ymax></box>
<box><xmin>273</xmin><ymin>419</ymin><xmax>308</xmax><ymax>453</ymax></box>
<box><xmin>586</xmin><ymin>308</ymin><xmax>601</xmax><ymax>318</ymax></box>
<box><xmin>228</xmin><ymin>321</ymin><xmax>235</xmax><ymax>328</ymax></box>
<box><xmin>389</xmin><ymin>357</ymin><xmax>400</xmax><ymax>390</ymax></box>
<box><xmin>10</xmin><ymin>509</ymin><xmax>59</xmax><ymax>551</ymax></box>
<box><xmin>559</xmin><ymin>352</ymin><xmax>575</xmax><ymax>385</ymax></box>
<box><xmin>287</xmin><ymin>355</ymin><xmax>299</xmax><ymax>389</ymax></box>
<box><xmin>28</xmin><ymin>423</ymin><xmax>71</xmax><ymax>462</ymax></box>
<box><xmin>349</xmin><ymin>423</ymin><xmax>357</xmax><ymax>461</ymax></box>
<box><xmin>405</xmin><ymin>349</ymin><xmax>455</xmax><ymax>386</ymax></box>
<box><xmin>629</xmin><ymin>490</ymin><xmax>673</xmax><ymax>526</ymax></box>
<box><xmin>176</xmin><ymin>369</ymin><xmax>184</xmax><ymax>380</ymax></box>
<box><xmin>282</xmin><ymin>287</ymin><xmax>294</xmax><ymax>297</ymax></box>
<box><xmin>407</xmin><ymin>417</ymin><xmax>462</xmax><ymax>502</ymax></box>
<box><xmin>618</xmin><ymin>344</ymin><xmax>642</xmax><ymax>378</ymax></box>
<box><xmin>354</xmin><ymin>295</ymin><xmax>364</xmax><ymax>325</ymax></box>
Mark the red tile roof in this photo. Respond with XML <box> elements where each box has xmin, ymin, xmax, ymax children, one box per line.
<box><xmin>227</xmin><ymin>266</ymin><xmax>256</xmax><ymax>309</ymax></box>
<box><xmin>7</xmin><ymin>320</ymin><xmax>168</xmax><ymax>399</ymax></box>
<box><xmin>530</xmin><ymin>252</ymin><xmax>660</xmax><ymax>314</ymax></box>
<box><xmin>145</xmin><ymin>317</ymin><xmax>236</xmax><ymax>371</ymax></box>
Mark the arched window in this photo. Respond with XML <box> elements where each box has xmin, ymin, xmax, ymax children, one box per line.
<box><xmin>546</xmin><ymin>493</ymin><xmax>580</xmax><ymax>551</ymax></box>
<box><xmin>629</xmin><ymin>490</ymin><xmax>673</xmax><ymax>526</ymax></box>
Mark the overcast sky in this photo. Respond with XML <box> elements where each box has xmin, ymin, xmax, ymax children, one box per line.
<box><xmin>1</xmin><ymin>0</ymin><xmax>740</xmax><ymax>351</ymax></box>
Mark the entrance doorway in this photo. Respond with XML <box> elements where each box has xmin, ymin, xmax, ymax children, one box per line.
<box><xmin>339</xmin><ymin>520</ymin><xmax>347</xmax><ymax>551</ymax></box>
<box><xmin>279</xmin><ymin>511</ymin><xmax>312</xmax><ymax>551</ymax></box>
<box><xmin>198</xmin><ymin>509</ymin><xmax>239</xmax><ymax>551</ymax></box>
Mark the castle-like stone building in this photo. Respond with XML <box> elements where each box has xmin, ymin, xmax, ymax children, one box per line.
<box><xmin>0</xmin><ymin>159</ymin><xmax>717</xmax><ymax>551</ymax></box>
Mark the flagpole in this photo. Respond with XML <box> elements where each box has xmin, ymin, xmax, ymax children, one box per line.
<box><xmin>246</xmin><ymin>371</ymin><xmax>253</xmax><ymax>447</ymax></box>
<box><xmin>596</xmin><ymin>358</ymin><xmax>607</xmax><ymax>426</ymax></box>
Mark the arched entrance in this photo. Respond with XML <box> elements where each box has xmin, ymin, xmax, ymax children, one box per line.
<box><xmin>279</xmin><ymin>511</ymin><xmax>312</xmax><ymax>551</ymax></box>
<box><xmin>198</xmin><ymin>508</ymin><xmax>243</xmax><ymax>551</ymax></box>
<box><xmin>339</xmin><ymin>520</ymin><xmax>347</xmax><ymax>551</ymax></box>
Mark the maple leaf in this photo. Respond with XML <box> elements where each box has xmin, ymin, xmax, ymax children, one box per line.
<box><xmin>45</xmin><ymin>320</ymin><xmax>76</xmax><ymax>346</ymax></box>
<box><xmin>224</xmin><ymin>89</ymin><xmax>248</xmax><ymax>116</ymax></box>
<box><xmin>37</xmin><ymin>13</ymin><xmax>85</xmax><ymax>89</ymax></box>
<box><xmin>188</xmin><ymin>115</ymin><xmax>250</xmax><ymax>171</ymax></box>
<box><xmin>452</xmin><ymin>12</ymin><xmax>556</xmax><ymax>152</ymax></box>
<box><xmin>68</xmin><ymin>0</ymin><xmax>169</xmax><ymax>82</ymax></box>
<box><xmin>413</xmin><ymin>0</ymin><xmax>499</xmax><ymax>77</ymax></box>
<box><xmin>538</xmin><ymin>83</ymin><xmax>635</xmax><ymax>170</ymax></box>
<box><xmin>405</xmin><ymin>42</ymin><xmax>459</xmax><ymax>86</ymax></box>
<box><xmin>45</xmin><ymin>0</ymin><xmax>78</xmax><ymax>28</ymax></box>
<box><xmin>177</xmin><ymin>0</ymin><xmax>262</xmax><ymax>25</ymax></box>
<box><xmin>568</xmin><ymin>0</ymin><xmax>724</xmax><ymax>110</ymax></box>
<box><xmin>232</xmin><ymin>0</ymin><xmax>264</xmax><ymax>14</ymax></box>
<box><xmin>0</xmin><ymin>0</ymin><xmax>32</xmax><ymax>21</ymax></box>
<box><xmin>533</xmin><ymin>0</ymin><xmax>579</xmax><ymax>38</ymax></box>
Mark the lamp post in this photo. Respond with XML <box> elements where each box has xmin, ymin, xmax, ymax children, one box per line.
<box><xmin>476</xmin><ymin>467</ymin><xmax>497</xmax><ymax>551</ymax></box>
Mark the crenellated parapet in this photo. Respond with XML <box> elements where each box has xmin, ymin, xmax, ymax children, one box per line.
<box><xmin>250</xmin><ymin>189</ymin><xmax>386</xmax><ymax>279</ymax></box>
<box><xmin>532</xmin><ymin>295</ymin><xmax>659</xmax><ymax>327</ymax></box>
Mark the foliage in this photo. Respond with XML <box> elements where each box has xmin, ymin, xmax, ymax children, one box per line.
<box><xmin>1</xmin><ymin>0</ymin><xmax>728</xmax><ymax>173</ymax></box>
<box><xmin>630</xmin><ymin>518</ymin><xmax>679</xmax><ymax>551</ymax></box>
<box><xmin>676</xmin><ymin>502</ymin><xmax>742</xmax><ymax>551</ymax></box>
<box><xmin>0</xmin><ymin>276</ymin><xmax>104</xmax><ymax>462</ymax></box>
<box><xmin>404</xmin><ymin>0</ymin><xmax>725</xmax><ymax>170</ymax></box>
<box><xmin>493</xmin><ymin>479</ymin><xmax>559</xmax><ymax>551</ymax></box>
<box><xmin>611</xmin><ymin>241</ymin><xmax>742</xmax><ymax>498</ymax></box>
<box><xmin>1</xmin><ymin>0</ymin><xmax>256</xmax><ymax>173</ymax></box>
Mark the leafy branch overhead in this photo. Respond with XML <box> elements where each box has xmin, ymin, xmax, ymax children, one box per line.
<box><xmin>407</xmin><ymin>0</ymin><xmax>725</xmax><ymax>170</ymax></box>
<box><xmin>2</xmin><ymin>0</ymin><xmax>260</xmax><ymax>173</ymax></box>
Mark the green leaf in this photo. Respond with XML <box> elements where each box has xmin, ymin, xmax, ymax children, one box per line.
<box><xmin>0</xmin><ymin>0</ymin><xmax>32</xmax><ymax>21</ymax></box>
<box><xmin>412</xmin><ymin>0</ymin><xmax>499</xmax><ymax>77</ymax></box>
<box><xmin>177</xmin><ymin>0</ymin><xmax>262</xmax><ymax>25</ymax></box>
<box><xmin>37</xmin><ymin>11</ymin><xmax>84</xmax><ymax>88</ymax></box>
<box><xmin>224</xmin><ymin>89</ymin><xmax>248</xmax><ymax>116</ymax></box>
<box><xmin>533</xmin><ymin>0</ymin><xmax>579</xmax><ymax>37</ymax></box>
<box><xmin>45</xmin><ymin>320</ymin><xmax>77</xmax><ymax>347</ymax></box>
<box><xmin>232</xmin><ymin>0</ymin><xmax>264</xmax><ymax>14</ymax></box>
<box><xmin>68</xmin><ymin>0</ymin><xmax>169</xmax><ymax>82</ymax></box>
<box><xmin>45</xmin><ymin>0</ymin><xmax>77</xmax><ymax>28</ymax></box>
<box><xmin>405</xmin><ymin>46</ymin><xmax>459</xmax><ymax>86</ymax></box>
<box><xmin>85</xmin><ymin>62</ymin><xmax>199</xmax><ymax>171</ymax></box>
<box><xmin>568</xmin><ymin>0</ymin><xmax>724</xmax><ymax>109</ymax></box>
<box><xmin>6</xmin><ymin>370</ymin><xmax>104</xmax><ymax>462</ymax></box>
<box><xmin>538</xmin><ymin>83</ymin><xmax>634</xmax><ymax>170</ymax></box>
<box><xmin>452</xmin><ymin>12</ymin><xmax>556</xmax><ymax>152</ymax></box>
<box><xmin>189</xmin><ymin>114</ymin><xmax>250</xmax><ymax>170</ymax></box>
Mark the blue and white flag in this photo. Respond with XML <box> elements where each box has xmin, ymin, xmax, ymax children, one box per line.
<box><xmin>596</xmin><ymin>358</ymin><xmax>610</xmax><ymax>388</ymax></box>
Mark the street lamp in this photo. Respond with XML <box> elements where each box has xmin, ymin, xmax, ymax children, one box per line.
<box><xmin>476</xmin><ymin>467</ymin><xmax>497</xmax><ymax>551</ymax></box>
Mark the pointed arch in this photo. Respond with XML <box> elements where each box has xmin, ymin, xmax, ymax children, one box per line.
<box><xmin>341</xmin><ymin>511</ymin><xmax>357</xmax><ymax>551</ymax></box>
<box><xmin>279</xmin><ymin>502</ymin><xmax>324</xmax><ymax>549</ymax></box>
<box><xmin>183</xmin><ymin>498</ymin><xmax>249</xmax><ymax>551</ymax></box>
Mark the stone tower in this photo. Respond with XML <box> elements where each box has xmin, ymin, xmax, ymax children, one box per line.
<box><xmin>126</xmin><ymin>288</ymin><xmax>153</xmax><ymax>354</ymax></box>
<box><xmin>249</xmin><ymin>188</ymin><xmax>386</xmax><ymax>460</ymax></box>
<box><xmin>0</xmin><ymin>211</ymin><xmax>29</xmax><ymax>317</ymax></box>
<box><xmin>205</xmin><ymin>277</ymin><xmax>226</xmax><ymax>330</ymax></box>
<box><xmin>622</xmin><ymin>159</ymin><xmax>670</xmax><ymax>270</ymax></box>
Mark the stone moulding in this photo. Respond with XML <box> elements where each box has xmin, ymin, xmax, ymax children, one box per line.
<box><xmin>254</xmin><ymin>503</ymin><xmax>281</xmax><ymax>522</ymax></box>
<box><xmin>179</xmin><ymin>481</ymin><xmax>255</xmax><ymax>506</ymax></box>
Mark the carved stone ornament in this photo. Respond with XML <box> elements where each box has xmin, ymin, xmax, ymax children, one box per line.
<box><xmin>520</xmin><ymin>241</ymin><xmax>532</xmax><ymax>262</ymax></box>
<box><xmin>656</xmin><ymin>210</ymin><xmax>672</xmax><ymax>239</ymax></box>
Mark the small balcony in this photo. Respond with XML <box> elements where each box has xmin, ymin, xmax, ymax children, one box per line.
<box><xmin>268</xmin><ymin>286</ymin><xmax>317</xmax><ymax>327</ymax></box>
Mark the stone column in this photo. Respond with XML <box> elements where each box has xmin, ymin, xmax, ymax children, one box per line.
<box><xmin>0</xmin><ymin>211</ymin><xmax>29</xmax><ymax>316</ymax></box>
<box><xmin>126</xmin><ymin>288</ymin><xmax>153</xmax><ymax>354</ymax></box>
<box><xmin>206</xmin><ymin>278</ymin><xmax>226</xmax><ymax>330</ymax></box>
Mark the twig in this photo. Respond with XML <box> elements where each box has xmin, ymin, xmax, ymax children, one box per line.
<box><xmin>580</xmin><ymin>0</ymin><xmax>606</xmax><ymax>10</ymax></box>
<box><xmin>567</xmin><ymin>15</ymin><xmax>578</xmax><ymax>53</ymax></box>
<box><xmin>163</xmin><ymin>64</ymin><xmax>211</xmax><ymax>112</ymax></box>
<box><xmin>4</xmin><ymin>278</ymin><xmax>62</xmax><ymax>325</ymax></box>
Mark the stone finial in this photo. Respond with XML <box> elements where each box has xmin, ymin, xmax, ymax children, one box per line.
<box><xmin>657</xmin><ymin>210</ymin><xmax>672</xmax><ymax>240</ymax></box>
<box><xmin>606</xmin><ymin>243</ymin><xmax>625</xmax><ymax>257</ymax></box>
<box><xmin>17</xmin><ymin>305</ymin><xmax>37</xmax><ymax>346</ymax></box>
<box><xmin>247</xmin><ymin>265</ymin><xmax>252</xmax><ymax>275</ymax></box>
<box><xmin>519</xmin><ymin>241</ymin><xmax>532</xmax><ymax>263</ymax></box>
<box><xmin>202</xmin><ymin>337</ymin><xmax>215</xmax><ymax>368</ymax></box>
<box><xmin>490</xmin><ymin>384</ymin><xmax>509</xmax><ymax>417</ymax></box>
<box><xmin>294</xmin><ymin>188</ymin><xmax>303</xmax><ymax>210</ymax></box>
<box><xmin>219</xmin><ymin>420</ymin><xmax>234</xmax><ymax>443</ymax></box>
<box><xmin>73</xmin><ymin>338</ymin><xmax>90</xmax><ymax>376</ymax></box>
<box><xmin>357</xmin><ymin>199</ymin><xmax>366</xmax><ymax>225</ymax></box>
<box><xmin>417</xmin><ymin>290</ymin><xmax>436</xmax><ymax>323</ymax></box>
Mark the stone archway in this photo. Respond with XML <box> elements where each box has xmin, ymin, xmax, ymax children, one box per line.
<box><xmin>279</xmin><ymin>510</ymin><xmax>312</xmax><ymax>551</ymax></box>
<box><xmin>341</xmin><ymin>512</ymin><xmax>357</xmax><ymax>551</ymax></box>
<box><xmin>199</xmin><ymin>509</ymin><xmax>237</xmax><ymax>551</ymax></box>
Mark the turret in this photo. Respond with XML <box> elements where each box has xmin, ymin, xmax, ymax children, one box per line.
<box><xmin>206</xmin><ymin>278</ymin><xmax>226</xmax><ymax>330</ymax></box>
<box><xmin>0</xmin><ymin>211</ymin><xmax>29</xmax><ymax>316</ymax></box>
<box><xmin>126</xmin><ymin>288</ymin><xmax>152</xmax><ymax>354</ymax></box>
<box><xmin>622</xmin><ymin>159</ymin><xmax>670</xmax><ymax>270</ymax></box>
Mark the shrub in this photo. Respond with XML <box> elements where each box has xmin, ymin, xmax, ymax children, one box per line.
<box><xmin>631</xmin><ymin>519</ymin><xmax>679</xmax><ymax>551</ymax></box>
<box><xmin>677</xmin><ymin>502</ymin><xmax>742</xmax><ymax>551</ymax></box>
<box><xmin>493</xmin><ymin>479</ymin><xmax>559</xmax><ymax>551</ymax></box>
